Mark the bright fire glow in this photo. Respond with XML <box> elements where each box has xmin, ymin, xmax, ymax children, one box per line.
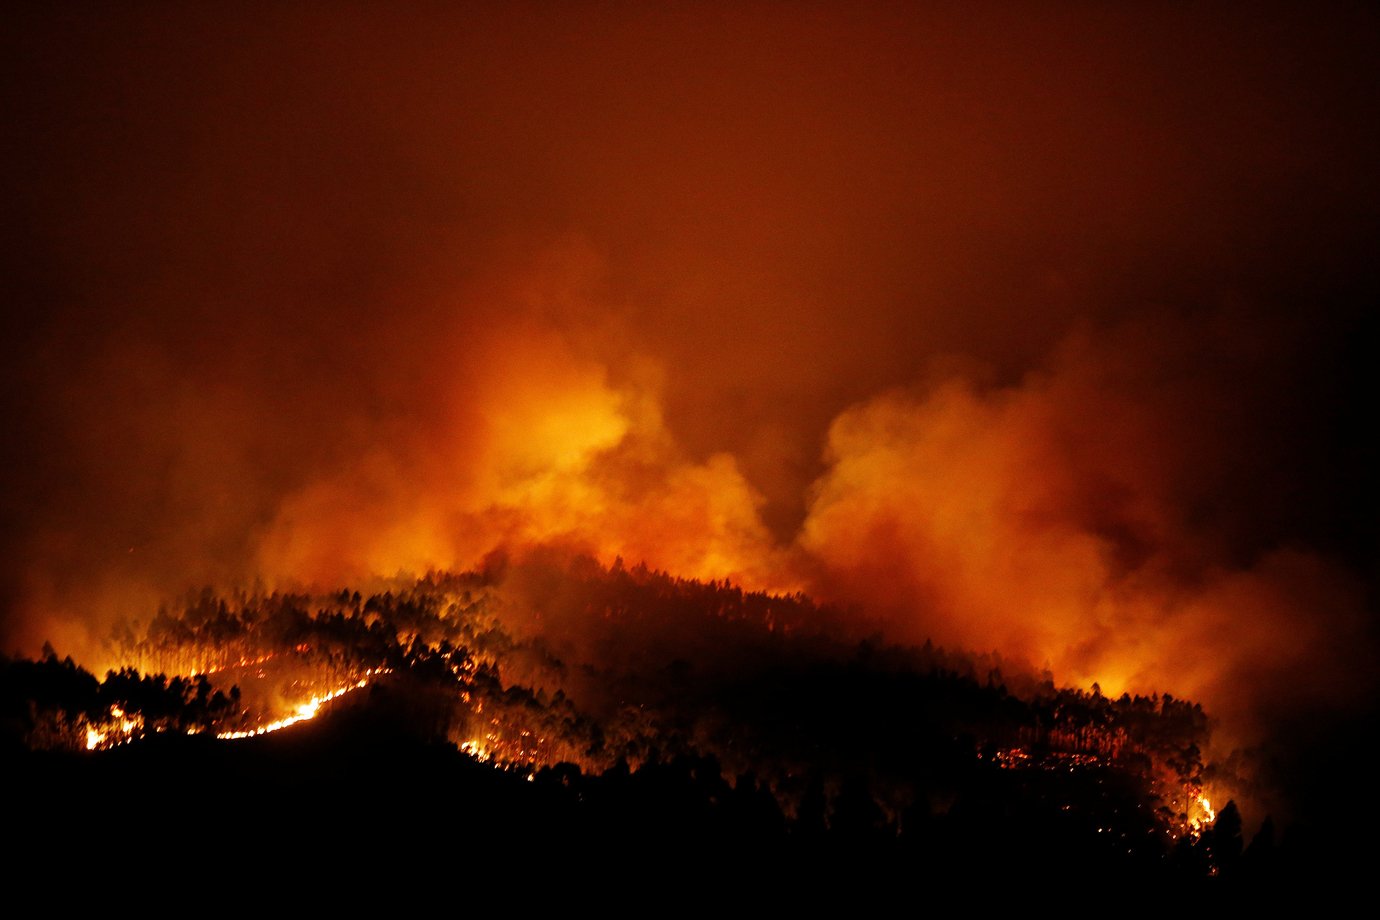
<box><xmin>216</xmin><ymin>669</ymin><xmax>385</xmax><ymax>740</ymax></box>
<box><xmin>1187</xmin><ymin>791</ymin><xmax>1217</xmax><ymax>837</ymax></box>
<box><xmin>459</xmin><ymin>738</ymin><xmax>492</xmax><ymax>762</ymax></box>
<box><xmin>1198</xmin><ymin>793</ymin><xmax>1216</xmax><ymax>824</ymax></box>
<box><xmin>84</xmin><ymin>705</ymin><xmax>146</xmax><ymax>751</ymax></box>
<box><xmin>191</xmin><ymin>652</ymin><xmax>277</xmax><ymax>677</ymax></box>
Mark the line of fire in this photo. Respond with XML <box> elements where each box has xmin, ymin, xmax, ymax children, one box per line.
<box><xmin>4</xmin><ymin>555</ymin><xmax>1267</xmax><ymax>881</ymax></box>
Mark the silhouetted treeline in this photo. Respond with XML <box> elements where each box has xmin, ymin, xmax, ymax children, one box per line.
<box><xmin>4</xmin><ymin>691</ymin><xmax>1288</xmax><ymax>888</ymax></box>
<box><xmin>3</xmin><ymin>553</ymin><xmax>1281</xmax><ymax>881</ymax></box>
<box><xmin>1</xmin><ymin>650</ymin><xmax>239</xmax><ymax>750</ymax></box>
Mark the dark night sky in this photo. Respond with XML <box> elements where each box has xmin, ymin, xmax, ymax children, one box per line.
<box><xmin>3</xmin><ymin>3</ymin><xmax>1377</xmax><ymax>748</ymax></box>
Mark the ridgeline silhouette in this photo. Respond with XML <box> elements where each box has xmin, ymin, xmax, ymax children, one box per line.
<box><xmin>4</xmin><ymin>553</ymin><xmax>1286</xmax><ymax>883</ymax></box>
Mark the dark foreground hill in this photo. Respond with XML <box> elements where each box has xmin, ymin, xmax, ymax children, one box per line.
<box><xmin>7</xmin><ymin>666</ymin><xmax>1292</xmax><ymax>893</ymax></box>
<box><xmin>0</xmin><ymin>556</ymin><xmax>1334</xmax><ymax>889</ymax></box>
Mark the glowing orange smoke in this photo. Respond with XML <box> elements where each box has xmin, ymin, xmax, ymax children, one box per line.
<box><xmin>794</xmin><ymin>330</ymin><xmax>1374</xmax><ymax>746</ymax></box>
<box><xmin>254</xmin><ymin>326</ymin><xmax>793</xmax><ymax>592</ymax></box>
<box><xmin>37</xmin><ymin>313</ymin><xmax>1374</xmax><ymax>768</ymax></box>
<box><xmin>231</xmin><ymin>316</ymin><xmax>1377</xmax><ymax>762</ymax></box>
<box><xmin>4</xmin><ymin>9</ymin><xmax>1374</xmax><ymax>850</ymax></box>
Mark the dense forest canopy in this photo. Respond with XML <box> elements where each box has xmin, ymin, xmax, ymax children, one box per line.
<box><xmin>5</xmin><ymin>554</ymin><xmax>1290</xmax><ymax>881</ymax></box>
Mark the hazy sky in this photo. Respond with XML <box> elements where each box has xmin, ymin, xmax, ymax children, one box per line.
<box><xmin>3</xmin><ymin>3</ymin><xmax>1376</xmax><ymax>736</ymax></box>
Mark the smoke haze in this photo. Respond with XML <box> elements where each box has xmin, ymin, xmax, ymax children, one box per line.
<box><xmin>4</xmin><ymin>3</ymin><xmax>1376</xmax><ymax>748</ymax></box>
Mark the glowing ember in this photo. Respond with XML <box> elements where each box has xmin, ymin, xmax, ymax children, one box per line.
<box><xmin>83</xmin><ymin>705</ymin><xmax>148</xmax><ymax>751</ymax></box>
<box><xmin>191</xmin><ymin>652</ymin><xmax>277</xmax><ymax>677</ymax></box>
<box><xmin>217</xmin><ymin>670</ymin><xmax>385</xmax><ymax>740</ymax></box>
<box><xmin>459</xmin><ymin>738</ymin><xmax>492</xmax><ymax>762</ymax></box>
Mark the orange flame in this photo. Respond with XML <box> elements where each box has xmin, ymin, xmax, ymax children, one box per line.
<box><xmin>216</xmin><ymin>670</ymin><xmax>386</xmax><ymax>740</ymax></box>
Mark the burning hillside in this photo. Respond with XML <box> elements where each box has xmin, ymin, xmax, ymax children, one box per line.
<box><xmin>6</xmin><ymin>554</ymin><xmax>1272</xmax><ymax>880</ymax></box>
<box><xmin>3</xmin><ymin>3</ymin><xmax>1375</xmax><ymax>889</ymax></box>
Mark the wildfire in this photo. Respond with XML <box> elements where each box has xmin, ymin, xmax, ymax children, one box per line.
<box><xmin>459</xmin><ymin>738</ymin><xmax>492</xmax><ymax>762</ymax></box>
<box><xmin>1189</xmin><ymin>792</ymin><xmax>1217</xmax><ymax>834</ymax></box>
<box><xmin>216</xmin><ymin>669</ymin><xmax>386</xmax><ymax>740</ymax></box>
<box><xmin>84</xmin><ymin>706</ymin><xmax>145</xmax><ymax>751</ymax></box>
<box><xmin>191</xmin><ymin>652</ymin><xmax>277</xmax><ymax>677</ymax></box>
<box><xmin>453</xmin><ymin>716</ymin><xmax>553</xmax><ymax>768</ymax></box>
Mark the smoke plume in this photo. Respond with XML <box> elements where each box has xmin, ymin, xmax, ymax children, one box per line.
<box><xmin>3</xmin><ymin>3</ymin><xmax>1376</xmax><ymax>758</ymax></box>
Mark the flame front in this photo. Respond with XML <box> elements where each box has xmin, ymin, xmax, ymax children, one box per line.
<box><xmin>84</xmin><ymin>706</ymin><xmax>144</xmax><ymax>751</ymax></box>
<box><xmin>217</xmin><ymin>671</ymin><xmax>384</xmax><ymax>740</ymax></box>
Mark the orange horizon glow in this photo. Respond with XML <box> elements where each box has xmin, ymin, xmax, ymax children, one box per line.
<box><xmin>3</xmin><ymin>3</ymin><xmax>1375</xmax><ymax>788</ymax></box>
